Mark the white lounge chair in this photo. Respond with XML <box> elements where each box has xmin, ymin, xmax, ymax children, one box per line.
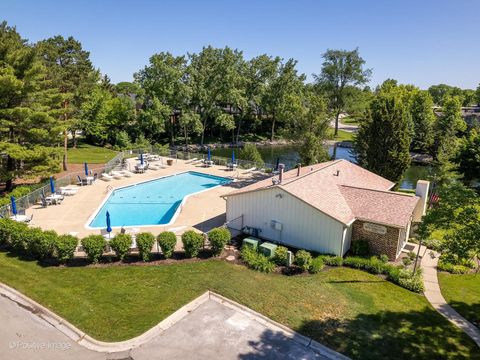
<box><xmin>120</xmin><ymin>170</ymin><xmax>134</xmax><ymax>177</ymax></box>
<box><xmin>111</xmin><ymin>171</ymin><xmax>126</xmax><ymax>178</ymax></box>
<box><xmin>242</xmin><ymin>167</ymin><xmax>256</xmax><ymax>174</ymax></box>
<box><xmin>186</xmin><ymin>157</ymin><xmax>198</xmax><ymax>164</ymax></box>
<box><xmin>101</xmin><ymin>173</ymin><xmax>114</xmax><ymax>181</ymax></box>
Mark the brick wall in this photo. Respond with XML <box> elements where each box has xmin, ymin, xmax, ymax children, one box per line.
<box><xmin>351</xmin><ymin>220</ymin><xmax>401</xmax><ymax>260</ymax></box>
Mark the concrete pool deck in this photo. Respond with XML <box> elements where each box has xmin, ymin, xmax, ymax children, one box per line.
<box><xmin>25</xmin><ymin>158</ymin><xmax>263</xmax><ymax>239</ymax></box>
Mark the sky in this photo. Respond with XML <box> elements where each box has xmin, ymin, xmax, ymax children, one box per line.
<box><xmin>1</xmin><ymin>0</ymin><xmax>479</xmax><ymax>89</ymax></box>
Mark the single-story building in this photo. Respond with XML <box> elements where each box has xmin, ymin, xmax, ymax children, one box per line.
<box><xmin>223</xmin><ymin>159</ymin><xmax>429</xmax><ymax>260</ymax></box>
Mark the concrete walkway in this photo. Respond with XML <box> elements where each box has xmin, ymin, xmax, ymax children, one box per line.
<box><xmin>0</xmin><ymin>283</ymin><xmax>348</xmax><ymax>360</ymax></box>
<box><xmin>421</xmin><ymin>251</ymin><xmax>480</xmax><ymax>347</ymax></box>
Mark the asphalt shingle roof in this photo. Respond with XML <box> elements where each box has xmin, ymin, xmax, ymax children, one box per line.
<box><xmin>226</xmin><ymin>159</ymin><xmax>419</xmax><ymax>227</ymax></box>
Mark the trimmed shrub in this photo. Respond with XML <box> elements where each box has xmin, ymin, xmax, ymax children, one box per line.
<box><xmin>343</xmin><ymin>256</ymin><xmax>370</xmax><ymax>269</ymax></box>
<box><xmin>208</xmin><ymin>227</ymin><xmax>230</xmax><ymax>256</ymax></box>
<box><xmin>158</xmin><ymin>231</ymin><xmax>177</xmax><ymax>258</ymax></box>
<box><xmin>309</xmin><ymin>257</ymin><xmax>325</xmax><ymax>274</ymax></box>
<box><xmin>181</xmin><ymin>230</ymin><xmax>204</xmax><ymax>258</ymax></box>
<box><xmin>110</xmin><ymin>234</ymin><xmax>132</xmax><ymax>261</ymax></box>
<box><xmin>364</xmin><ymin>256</ymin><xmax>387</xmax><ymax>274</ymax></box>
<box><xmin>379</xmin><ymin>254</ymin><xmax>389</xmax><ymax>263</ymax></box>
<box><xmin>273</xmin><ymin>246</ymin><xmax>289</xmax><ymax>266</ymax></box>
<box><xmin>402</xmin><ymin>257</ymin><xmax>413</xmax><ymax>267</ymax></box>
<box><xmin>241</xmin><ymin>245</ymin><xmax>275</xmax><ymax>273</ymax></box>
<box><xmin>350</xmin><ymin>240</ymin><xmax>370</xmax><ymax>257</ymax></box>
<box><xmin>295</xmin><ymin>250</ymin><xmax>312</xmax><ymax>272</ymax></box>
<box><xmin>407</xmin><ymin>251</ymin><xmax>416</xmax><ymax>261</ymax></box>
<box><xmin>398</xmin><ymin>274</ymin><xmax>425</xmax><ymax>293</ymax></box>
<box><xmin>0</xmin><ymin>219</ymin><xmax>29</xmax><ymax>252</ymax></box>
<box><xmin>385</xmin><ymin>266</ymin><xmax>424</xmax><ymax>293</ymax></box>
<box><xmin>321</xmin><ymin>255</ymin><xmax>343</xmax><ymax>266</ymax></box>
<box><xmin>81</xmin><ymin>235</ymin><xmax>106</xmax><ymax>263</ymax></box>
<box><xmin>54</xmin><ymin>235</ymin><xmax>78</xmax><ymax>264</ymax></box>
<box><xmin>28</xmin><ymin>229</ymin><xmax>57</xmax><ymax>260</ymax></box>
<box><xmin>136</xmin><ymin>232</ymin><xmax>155</xmax><ymax>262</ymax></box>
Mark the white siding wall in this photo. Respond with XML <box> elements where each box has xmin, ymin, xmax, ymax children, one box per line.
<box><xmin>342</xmin><ymin>225</ymin><xmax>353</xmax><ymax>256</ymax></box>
<box><xmin>226</xmin><ymin>188</ymin><xmax>346</xmax><ymax>256</ymax></box>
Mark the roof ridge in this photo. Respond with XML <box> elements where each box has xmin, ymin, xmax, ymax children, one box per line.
<box><xmin>339</xmin><ymin>184</ymin><xmax>417</xmax><ymax>198</ymax></box>
<box><xmin>280</xmin><ymin>159</ymin><xmax>343</xmax><ymax>187</ymax></box>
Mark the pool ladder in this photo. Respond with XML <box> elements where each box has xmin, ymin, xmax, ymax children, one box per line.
<box><xmin>106</xmin><ymin>185</ymin><xmax>113</xmax><ymax>193</ymax></box>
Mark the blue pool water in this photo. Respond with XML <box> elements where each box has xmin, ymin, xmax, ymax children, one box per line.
<box><xmin>89</xmin><ymin>171</ymin><xmax>231</xmax><ymax>228</ymax></box>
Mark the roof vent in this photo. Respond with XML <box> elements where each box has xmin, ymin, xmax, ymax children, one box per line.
<box><xmin>296</xmin><ymin>163</ymin><xmax>301</xmax><ymax>177</ymax></box>
<box><xmin>335</xmin><ymin>170</ymin><xmax>340</xmax><ymax>176</ymax></box>
<box><xmin>278</xmin><ymin>163</ymin><xmax>285</xmax><ymax>183</ymax></box>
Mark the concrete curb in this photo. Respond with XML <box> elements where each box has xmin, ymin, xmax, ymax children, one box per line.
<box><xmin>0</xmin><ymin>283</ymin><xmax>349</xmax><ymax>359</ymax></box>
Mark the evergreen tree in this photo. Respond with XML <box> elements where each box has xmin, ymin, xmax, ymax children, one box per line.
<box><xmin>36</xmin><ymin>35</ymin><xmax>97</xmax><ymax>169</ymax></box>
<box><xmin>354</xmin><ymin>82</ymin><xmax>412</xmax><ymax>183</ymax></box>
<box><xmin>0</xmin><ymin>22</ymin><xmax>62</xmax><ymax>191</ymax></box>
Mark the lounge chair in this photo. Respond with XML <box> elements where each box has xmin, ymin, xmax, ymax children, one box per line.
<box><xmin>77</xmin><ymin>175</ymin><xmax>88</xmax><ymax>186</ymax></box>
<box><xmin>120</xmin><ymin>170</ymin><xmax>134</xmax><ymax>177</ymax></box>
<box><xmin>111</xmin><ymin>171</ymin><xmax>126</xmax><ymax>178</ymax></box>
<box><xmin>101</xmin><ymin>173</ymin><xmax>114</xmax><ymax>181</ymax></box>
<box><xmin>40</xmin><ymin>195</ymin><xmax>50</xmax><ymax>207</ymax></box>
<box><xmin>149</xmin><ymin>164</ymin><xmax>160</xmax><ymax>170</ymax></box>
<box><xmin>186</xmin><ymin>157</ymin><xmax>198</xmax><ymax>164</ymax></box>
<box><xmin>25</xmin><ymin>214</ymin><xmax>33</xmax><ymax>224</ymax></box>
<box><xmin>242</xmin><ymin>167</ymin><xmax>256</xmax><ymax>174</ymax></box>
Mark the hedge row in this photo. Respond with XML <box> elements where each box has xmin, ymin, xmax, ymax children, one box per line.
<box><xmin>0</xmin><ymin>219</ymin><xmax>231</xmax><ymax>264</ymax></box>
<box><xmin>240</xmin><ymin>243</ymin><xmax>424</xmax><ymax>293</ymax></box>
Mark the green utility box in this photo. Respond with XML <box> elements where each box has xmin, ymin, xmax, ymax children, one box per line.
<box><xmin>259</xmin><ymin>242</ymin><xmax>277</xmax><ymax>258</ymax></box>
<box><xmin>242</xmin><ymin>236</ymin><xmax>259</xmax><ymax>250</ymax></box>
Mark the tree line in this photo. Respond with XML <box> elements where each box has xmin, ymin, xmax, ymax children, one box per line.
<box><xmin>1</xmin><ymin>20</ymin><xmax>480</xmax><ymax>191</ymax></box>
<box><xmin>354</xmin><ymin>79</ymin><xmax>480</xmax><ymax>184</ymax></box>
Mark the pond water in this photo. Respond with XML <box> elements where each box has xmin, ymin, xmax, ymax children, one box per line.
<box><xmin>210</xmin><ymin>145</ymin><xmax>433</xmax><ymax>190</ymax></box>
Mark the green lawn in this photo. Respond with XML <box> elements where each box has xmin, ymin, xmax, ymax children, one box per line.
<box><xmin>327</xmin><ymin>128</ymin><xmax>355</xmax><ymax>142</ymax></box>
<box><xmin>341</xmin><ymin>117</ymin><xmax>359</xmax><ymax>125</ymax></box>
<box><xmin>67</xmin><ymin>143</ymin><xmax>118</xmax><ymax>164</ymax></box>
<box><xmin>438</xmin><ymin>272</ymin><xmax>480</xmax><ymax>327</ymax></box>
<box><xmin>0</xmin><ymin>253</ymin><xmax>477</xmax><ymax>359</ymax></box>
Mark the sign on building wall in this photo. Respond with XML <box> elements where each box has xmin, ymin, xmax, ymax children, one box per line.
<box><xmin>363</xmin><ymin>222</ymin><xmax>387</xmax><ymax>235</ymax></box>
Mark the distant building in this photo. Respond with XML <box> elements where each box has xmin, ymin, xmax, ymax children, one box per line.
<box><xmin>224</xmin><ymin>160</ymin><xmax>429</xmax><ymax>260</ymax></box>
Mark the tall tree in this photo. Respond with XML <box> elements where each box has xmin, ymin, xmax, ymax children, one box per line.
<box><xmin>410</xmin><ymin>90</ymin><xmax>435</xmax><ymax>152</ymax></box>
<box><xmin>432</xmin><ymin>96</ymin><xmax>466</xmax><ymax>161</ymax></box>
<box><xmin>295</xmin><ymin>89</ymin><xmax>330</xmax><ymax>165</ymax></box>
<box><xmin>262</xmin><ymin>58</ymin><xmax>305</xmax><ymax>141</ymax></box>
<box><xmin>135</xmin><ymin>52</ymin><xmax>188</xmax><ymax>145</ymax></box>
<box><xmin>0</xmin><ymin>22</ymin><xmax>62</xmax><ymax>191</ymax></box>
<box><xmin>314</xmin><ymin>48</ymin><xmax>371</xmax><ymax>136</ymax></box>
<box><xmin>36</xmin><ymin>36</ymin><xmax>97</xmax><ymax>169</ymax></box>
<box><xmin>457</xmin><ymin>129</ymin><xmax>480</xmax><ymax>181</ymax></box>
<box><xmin>354</xmin><ymin>81</ymin><xmax>412</xmax><ymax>183</ymax></box>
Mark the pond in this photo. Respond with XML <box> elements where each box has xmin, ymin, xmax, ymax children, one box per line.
<box><xmin>209</xmin><ymin>145</ymin><xmax>434</xmax><ymax>190</ymax></box>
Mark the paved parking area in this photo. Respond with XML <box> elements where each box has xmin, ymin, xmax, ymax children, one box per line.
<box><xmin>0</xmin><ymin>294</ymin><xmax>331</xmax><ymax>360</ymax></box>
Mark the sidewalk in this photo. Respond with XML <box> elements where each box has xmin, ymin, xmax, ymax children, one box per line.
<box><xmin>421</xmin><ymin>251</ymin><xmax>480</xmax><ymax>347</ymax></box>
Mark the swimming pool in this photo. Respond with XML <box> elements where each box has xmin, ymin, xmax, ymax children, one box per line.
<box><xmin>88</xmin><ymin>171</ymin><xmax>232</xmax><ymax>228</ymax></box>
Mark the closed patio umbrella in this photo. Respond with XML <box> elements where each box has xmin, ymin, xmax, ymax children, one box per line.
<box><xmin>106</xmin><ymin>211</ymin><xmax>112</xmax><ymax>238</ymax></box>
<box><xmin>49</xmin><ymin>176</ymin><xmax>55</xmax><ymax>194</ymax></box>
<box><xmin>10</xmin><ymin>196</ymin><xmax>17</xmax><ymax>216</ymax></box>
<box><xmin>207</xmin><ymin>147</ymin><xmax>211</xmax><ymax>161</ymax></box>
<box><xmin>231</xmin><ymin>150</ymin><xmax>235</xmax><ymax>163</ymax></box>
<box><xmin>84</xmin><ymin>162</ymin><xmax>89</xmax><ymax>176</ymax></box>
<box><xmin>140</xmin><ymin>153</ymin><xmax>144</xmax><ymax>165</ymax></box>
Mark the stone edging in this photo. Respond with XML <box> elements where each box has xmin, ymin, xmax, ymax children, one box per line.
<box><xmin>0</xmin><ymin>282</ymin><xmax>349</xmax><ymax>359</ymax></box>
